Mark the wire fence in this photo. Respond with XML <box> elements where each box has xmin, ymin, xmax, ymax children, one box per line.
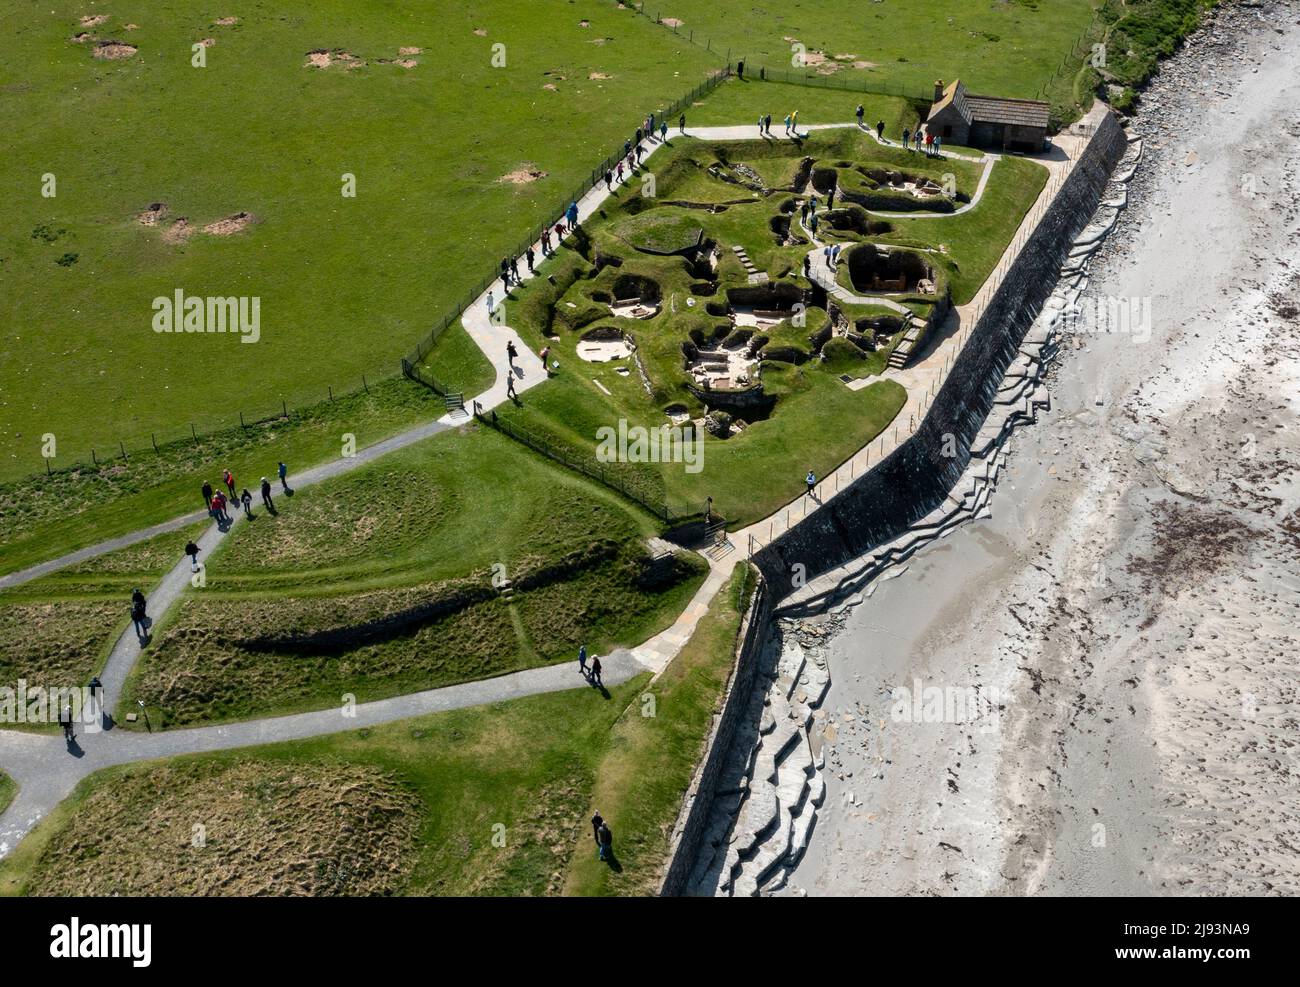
<box><xmin>1034</xmin><ymin>0</ymin><xmax>1121</xmax><ymax>102</ymax></box>
<box><xmin>16</xmin><ymin>374</ymin><xmax>390</xmax><ymax>483</ymax></box>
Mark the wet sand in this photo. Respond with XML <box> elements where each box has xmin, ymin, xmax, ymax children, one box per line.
<box><xmin>787</xmin><ymin>1</ymin><xmax>1300</xmax><ymax>896</ymax></box>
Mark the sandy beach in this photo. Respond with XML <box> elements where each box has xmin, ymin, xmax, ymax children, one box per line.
<box><xmin>786</xmin><ymin>0</ymin><xmax>1300</xmax><ymax>896</ymax></box>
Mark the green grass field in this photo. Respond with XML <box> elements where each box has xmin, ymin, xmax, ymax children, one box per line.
<box><xmin>628</xmin><ymin>0</ymin><xmax>1101</xmax><ymax>99</ymax></box>
<box><xmin>0</xmin><ymin>1</ymin><xmax>722</xmax><ymax>482</ymax></box>
<box><xmin>0</xmin><ymin>565</ymin><xmax>752</xmax><ymax>896</ymax></box>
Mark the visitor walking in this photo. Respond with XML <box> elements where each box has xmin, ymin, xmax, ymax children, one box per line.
<box><xmin>764</xmin><ymin>113</ymin><xmax>772</xmax><ymax>135</ymax></box>
<box><xmin>827</xmin><ymin>186</ymin><xmax>835</xmax><ymax>208</ymax></box>
<box><xmin>525</xmin><ymin>245</ymin><xmax>535</xmax><ymax>273</ymax></box>
<box><xmin>810</xmin><ymin>213</ymin><xmax>819</xmax><ymax>235</ymax></box>
<box><xmin>506</xmin><ymin>373</ymin><xmax>516</xmax><ymax>401</ymax></box>
<box><xmin>915</xmin><ymin>130</ymin><xmax>923</xmax><ymax>153</ymax></box>
<box><xmin>758</xmin><ymin>115</ymin><xmax>764</xmax><ymax>136</ymax></box>
<box><xmin>736</xmin><ymin>59</ymin><xmax>744</xmax><ymax>80</ymax></box>
<box><xmin>59</xmin><ymin>705</ymin><xmax>74</xmax><ymax>743</ymax></box>
<box><xmin>509</xmin><ymin>256</ymin><xmax>520</xmax><ymax>282</ymax></box>
<box><xmin>783</xmin><ymin>113</ymin><xmax>791</xmax><ymax>135</ymax></box>
<box><xmin>487</xmin><ymin>289</ymin><xmax>495</xmax><ymax>316</ymax></box>
<box><xmin>590</xmin><ymin>655</ymin><xmax>603</xmax><ymax>687</ymax></box>
<box><xmin>212</xmin><ymin>492</ymin><xmax>229</xmax><ymax>523</ymax></box>
<box><xmin>679</xmin><ymin>112</ymin><xmax>686</xmax><ymax>133</ymax></box>
<box><xmin>591</xmin><ymin>811</ymin><xmax>604</xmax><ymax>845</ymax></box>
<box><xmin>876</xmin><ymin>119</ymin><xmax>885</xmax><ymax>140</ymax></box>
<box><xmin>223</xmin><ymin>468</ymin><xmax>236</xmax><ymax>498</ymax></box>
<box><xmin>924</xmin><ymin>132</ymin><xmax>934</xmax><ymax>155</ymax></box>
<box><xmin>539</xmin><ymin>345</ymin><xmax>551</xmax><ymax>375</ymax></box>
<box><xmin>605</xmin><ymin>169</ymin><xmax>613</xmax><ymax>190</ymax></box>
<box><xmin>805</xmin><ymin>469</ymin><xmax>817</xmax><ymax>498</ymax></box>
<box><xmin>855</xmin><ymin>104</ymin><xmax>864</xmax><ymax>128</ymax></box>
<box><xmin>566</xmin><ymin>201</ymin><xmax>579</xmax><ymax>228</ymax></box>
<box><xmin>790</xmin><ymin>109</ymin><xmax>798</xmax><ymax>135</ymax></box>
<box><xmin>278</xmin><ymin>461</ymin><xmax>288</xmax><ymax>492</ymax></box>
<box><xmin>902</xmin><ymin>127</ymin><xmax>911</xmax><ymax>150</ymax></box>
<box><xmin>933</xmin><ymin>134</ymin><xmax>942</xmax><ymax>156</ymax></box>
<box><xmin>597</xmin><ymin>820</ymin><xmax>613</xmax><ymax>861</ymax></box>
<box><xmin>240</xmin><ymin>488</ymin><xmax>253</xmax><ymax>516</ymax></box>
<box><xmin>506</xmin><ymin>340</ymin><xmax>518</xmax><ymax>365</ymax></box>
<box><xmin>802</xmin><ymin>254</ymin><xmax>811</xmax><ymax>279</ymax></box>
<box><xmin>185</xmin><ymin>540</ymin><xmax>200</xmax><ymax>572</ymax></box>
<box><xmin>260</xmin><ymin>476</ymin><xmax>275</xmax><ymax>511</ymax></box>
<box><xmin>130</xmin><ymin>587</ymin><xmax>148</xmax><ymax>637</ymax></box>
<box><xmin>578</xmin><ymin>644</ymin><xmax>588</xmax><ymax>677</ymax></box>
<box><xmin>201</xmin><ymin>480</ymin><xmax>213</xmax><ymax>510</ymax></box>
<box><xmin>500</xmin><ymin>256</ymin><xmax>511</xmax><ymax>286</ymax></box>
<box><xmin>660</xmin><ymin>120</ymin><xmax>668</xmax><ymax>142</ymax></box>
<box><xmin>800</xmin><ymin>201</ymin><xmax>809</xmax><ymax>225</ymax></box>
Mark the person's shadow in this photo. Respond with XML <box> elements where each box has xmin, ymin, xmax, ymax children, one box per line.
<box><xmin>602</xmin><ymin>850</ymin><xmax>622</xmax><ymax>873</ymax></box>
<box><xmin>65</xmin><ymin>734</ymin><xmax>84</xmax><ymax>757</ymax></box>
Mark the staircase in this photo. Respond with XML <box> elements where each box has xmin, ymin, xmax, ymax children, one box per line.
<box><xmin>732</xmin><ymin>244</ymin><xmax>768</xmax><ymax>285</ymax></box>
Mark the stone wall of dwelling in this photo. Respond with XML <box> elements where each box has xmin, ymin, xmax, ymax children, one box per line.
<box><xmin>752</xmin><ymin>106</ymin><xmax>1128</xmax><ymax>599</ymax></box>
<box><xmin>659</xmin><ymin>571</ymin><xmax>771</xmax><ymax>896</ymax></box>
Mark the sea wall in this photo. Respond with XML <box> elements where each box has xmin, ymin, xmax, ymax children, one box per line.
<box><xmin>753</xmin><ymin>108</ymin><xmax>1128</xmax><ymax>598</ymax></box>
<box><xmin>658</xmin><ymin>572</ymin><xmax>772</xmax><ymax>896</ymax></box>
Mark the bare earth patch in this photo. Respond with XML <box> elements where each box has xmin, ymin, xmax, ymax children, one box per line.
<box><xmin>196</xmin><ymin>37</ymin><xmax>216</xmax><ymax>48</ymax></box>
<box><xmin>588</xmin><ymin>71</ymin><xmax>613</xmax><ymax>80</ymax></box>
<box><xmin>305</xmin><ymin>48</ymin><xmax>364</xmax><ymax>69</ymax></box>
<box><xmin>473</xmin><ymin>27</ymin><xmax>487</xmax><ymax>37</ymax></box>
<box><xmin>27</xmin><ymin>760</ymin><xmax>421</xmax><ymax>896</ymax></box>
<box><xmin>162</xmin><ymin>218</ymin><xmax>193</xmax><ymax>244</ymax></box>
<box><xmin>70</xmin><ymin>32</ymin><xmax>93</xmax><ymax>43</ymax></box>
<box><xmin>213</xmin><ymin>16</ymin><xmax>239</xmax><ymax>26</ymax></box>
<box><xmin>79</xmin><ymin>14</ymin><xmax>110</xmax><ymax>27</ymax></box>
<box><xmin>663</xmin><ymin>17</ymin><xmax>684</xmax><ymax>28</ymax></box>
<box><xmin>123</xmin><ymin>23</ymin><xmax>138</xmax><ymax>30</ymax></box>
<box><xmin>398</xmin><ymin>46</ymin><xmax>421</xmax><ymax>55</ymax></box>
<box><xmin>136</xmin><ymin>202</ymin><xmax>168</xmax><ymax>226</ymax></box>
<box><xmin>395</xmin><ymin>58</ymin><xmax>416</xmax><ymax>68</ymax></box>
<box><xmin>203</xmin><ymin>211</ymin><xmax>255</xmax><ymax>236</ymax></box>
<box><xmin>499</xmin><ymin>165</ymin><xmax>549</xmax><ymax>185</ymax></box>
<box><xmin>92</xmin><ymin>40</ymin><xmax>137</xmax><ymax>60</ymax></box>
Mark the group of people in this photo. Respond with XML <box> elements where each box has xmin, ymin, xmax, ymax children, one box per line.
<box><xmin>201</xmin><ymin>461</ymin><xmax>288</xmax><ymax>527</ymax></box>
<box><xmin>576</xmin><ymin>644</ymin><xmax>603</xmax><ymax>688</ymax></box>
<box><xmin>901</xmin><ymin>125</ymin><xmax>943</xmax><ymax>156</ymax></box>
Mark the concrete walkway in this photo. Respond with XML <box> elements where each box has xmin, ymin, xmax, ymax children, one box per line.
<box><xmin>0</xmin><ymin>648</ymin><xmax>646</xmax><ymax>858</ymax></box>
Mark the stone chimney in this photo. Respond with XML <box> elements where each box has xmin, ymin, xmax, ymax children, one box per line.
<box><xmin>933</xmin><ymin>79</ymin><xmax>946</xmax><ymax>103</ymax></box>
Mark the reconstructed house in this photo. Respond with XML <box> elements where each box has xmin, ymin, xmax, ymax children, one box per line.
<box><xmin>925</xmin><ymin>80</ymin><xmax>1050</xmax><ymax>152</ymax></box>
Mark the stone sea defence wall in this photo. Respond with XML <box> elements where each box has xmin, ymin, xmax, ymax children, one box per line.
<box><xmin>754</xmin><ymin>108</ymin><xmax>1128</xmax><ymax>599</ymax></box>
<box><xmin>659</xmin><ymin>571</ymin><xmax>772</xmax><ymax>897</ymax></box>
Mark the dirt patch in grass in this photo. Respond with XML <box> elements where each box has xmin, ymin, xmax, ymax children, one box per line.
<box><xmin>79</xmin><ymin>14</ymin><xmax>110</xmax><ymax>28</ymax></box>
<box><xmin>395</xmin><ymin>58</ymin><xmax>416</xmax><ymax>68</ymax></box>
<box><xmin>26</xmin><ymin>759</ymin><xmax>421</xmax><ymax>896</ymax></box>
<box><xmin>136</xmin><ymin>202</ymin><xmax>168</xmax><ymax>226</ymax></box>
<box><xmin>161</xmin><ymin>218</ymin><xmax>192</xmax><ymax>244</ymax></box>
<box><xmin>473</xmin><ymin>27</ymin><xmax>487</xmax><ymax>37</ymax></box>
<box><xmin>213</xmin><ymin>16</ymin><xmax>239</xmax><ymax>26</ymax></box>
<box><xmin>306</xmin><ymin>49</ymin><xmax>365</xmax><ymax>69</ymax></box>
<box><xmin>70</xmin><ymin>32</ymin><xmax>93</xmax><ymax>43</ymax></box>
<box><xmin>589</xmin><ymin>71</ymin><xmax>613</xmax><ymax>80</ymax></box>
<box><xmin>398</xmin><ymin>46</ymin><xmax>421</xmax><ymax>55</ymax></box>
<box><xmin>92</xmin><ymin>40</ymin><xmax>136</xmax><ymax>60</ymax></box>
<box><xmin>195</xmin><ymin>37</ymin><xmax>216</xmax><ymax>48</ymax></box>
<box><xmin>500</xmin><ymin>164</ymin><xmax>549</xmax><ymax>185</ymax></box>
<box><xmin>663</xmin><ymin>18</ymin><xmax>684</xmax><ymax>28</ymax></box>
<box><xmin>202</xmin><ymin>211</ymin><xmax>255</xmax><ymax>236</ymax></box>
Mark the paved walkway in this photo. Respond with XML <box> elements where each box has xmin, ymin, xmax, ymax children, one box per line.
<box><xmin>0</xmin><ymin>649</ymin><xmax>646</xmax><ymax>857</ymax></box>
<box><xmin>0</xmin><ymin>108</ymin><xmax>1102</xmax><ymax>864</ymax></box>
